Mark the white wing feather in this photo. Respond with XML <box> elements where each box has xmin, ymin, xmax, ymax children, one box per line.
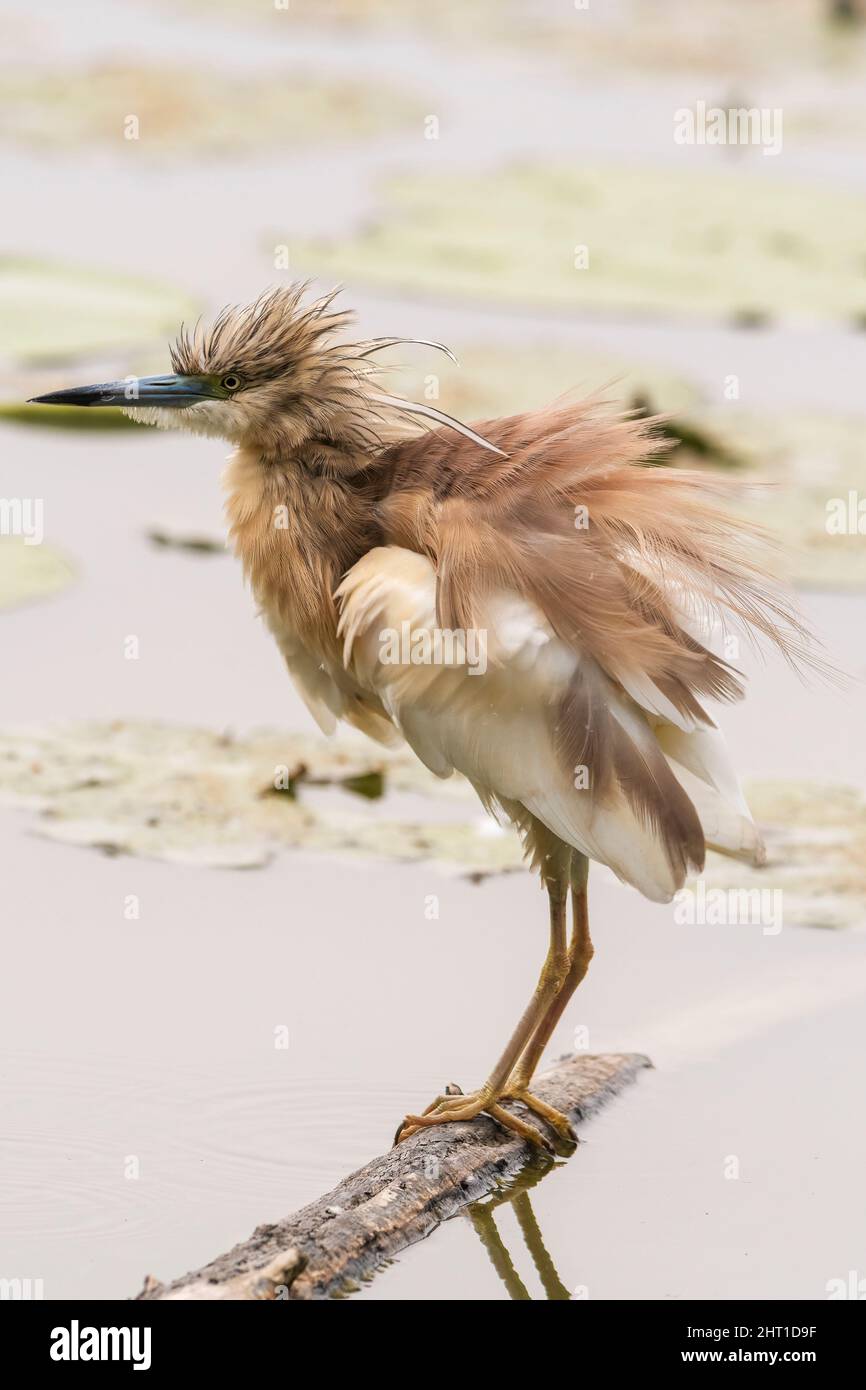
<box><xmin>336</xmin><ymin>546</ymin><xmax>766</xmax><ymax>900</ymax></box>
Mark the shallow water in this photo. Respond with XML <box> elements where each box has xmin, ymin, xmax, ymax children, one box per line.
<box><xmin>2</xmin><ymin>0</ymin><xmax>866</xmax><ymax>1302</ymax></box>
<box><xmin>3</xmin><ymin>797</ymin><xmax>866</xmax><ymax>1300</ymax></box>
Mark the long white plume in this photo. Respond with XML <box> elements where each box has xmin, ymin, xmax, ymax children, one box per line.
<box><xmin>361</xmin><ymin>337</ymin><xmax>459</xmax><ymax>364</ymax></box>
<box><xmin>371</xmin><ymin>392</ymin><xmax>508</xmax><ymax>457</ymax></box>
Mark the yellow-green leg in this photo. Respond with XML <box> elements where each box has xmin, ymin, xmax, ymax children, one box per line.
<box><xmin>503</xmin><ymin>855</ymin><xmax>594</xmax><ymax>1142</ymax></box>
<box><xmin>394</xmin><ymin>870</ymin><xmax>570</xmax><ymax>1150</ymax></box>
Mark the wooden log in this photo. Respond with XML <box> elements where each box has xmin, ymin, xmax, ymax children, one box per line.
<box><xmin>136</xmin><ymin>1052</ymin><xmax>650</xmax><ymax>1301</ymax></box>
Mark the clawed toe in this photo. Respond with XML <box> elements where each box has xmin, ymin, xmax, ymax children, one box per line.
<box><xmin>503</xmin><ymin>1087</ymin><xmax>579</xmax><ymax>1147</ymax></box>
<box><xmin>393</xmin><ymin>1084</ymin><xmax>564</xmax><ymax>1154</ymax></box>
<box><xmin>394</xmin><ymin>1089</ymin><xmax>486</xmax><ymax>1145</ymax></box>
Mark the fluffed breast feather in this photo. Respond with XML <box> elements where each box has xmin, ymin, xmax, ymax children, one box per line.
<box><xmin>331</xmin><ymin>398</ymin><xmax>817</xmax><ymax>900</ymax></box>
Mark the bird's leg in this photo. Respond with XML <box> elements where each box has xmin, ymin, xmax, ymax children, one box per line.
<box><xmin>502</xmin><ymin>855</ymin><xmax>594</xmax><ymax>1142</ymax></box>
<box><xmin>395</xmin><ymin>875</ymin><xmax>570</xmax><ymax>1149</ymax></box>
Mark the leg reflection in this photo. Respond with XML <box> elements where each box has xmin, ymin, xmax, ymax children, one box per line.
<box><xmin>466</xmin><ymin>1164</ymin><xmax>571</xmax><ymax>1300</ymax></box>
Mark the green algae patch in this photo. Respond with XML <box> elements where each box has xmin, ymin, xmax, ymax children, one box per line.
<box><xmin>0</xmin><ymin>721</ymin><xmax>860</xmax><ymax>928</ymax></box>
<box><xmin>0</xmin><ymin>64</ymin><xmax>419</xmax><ymax>159</ymax></box>
<box><xmin>696</xmin><ymin>781</ymin><xmax>866</xmax><ymax>931</ymax></box>
<box><xmin>517</xmin><ymin>0</ymin><xmax>866</xmax><ymax>80</ymax></box>
<box><xmin>0</xmin><ymin>539</ymin><xmax>75</xmax><ymax>611</ymax></box>
<box><xmin>0</xmin><ymin>722</ymin><xmax>515</xmax><ymax>874</ymax></box>
<box><xmin>179</xmin><ymin>0</ymin><xmax>864</xmax><ymax>83</ymax></box>
<box><xmin>0</xmin><ymin>402</ymin><xmax>136</xmax><ymax>430</ymax></box>
<box><xmin>292</xmin><ymin>164</ymin><xmax>866</xmax><ymax>325</ymax></box>
<box><xmin>0</xmin><ymin>260</ymin><xmax>196</xmax><ymax>366</ymax></box>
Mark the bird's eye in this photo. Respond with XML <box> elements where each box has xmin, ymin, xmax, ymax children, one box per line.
<box><xmin>221</xmin><ymin>374</ymin><xmax>242</xmax><ymax>392</ymax></box>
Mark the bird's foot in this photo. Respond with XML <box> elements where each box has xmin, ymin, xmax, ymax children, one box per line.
<box><xmin>394</xmin><ymin>1081</ymin><xmax>576</xmax><ymax>1153</ymax></box>
<box><xmin>500</xmin><ymin>1086</ymin><xmax>578</xmax><ymax>1149</ymax></box>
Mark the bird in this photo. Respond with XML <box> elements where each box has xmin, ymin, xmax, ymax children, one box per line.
<box><xmin>31</xmin><ymin>284</ymin><xmax>815</xmax><ymax>1152</ymax></box>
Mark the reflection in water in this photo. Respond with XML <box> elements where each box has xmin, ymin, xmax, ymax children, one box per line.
<box><xmin>466</xmin><ymin>1163</ymin><xmax>572</xmax><ymax>1300</ymax></box>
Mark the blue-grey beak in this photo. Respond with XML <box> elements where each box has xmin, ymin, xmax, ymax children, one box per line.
<box><xmin>28</xmin><ymin>374</ymin><xmax>224</xmax><ymax>408</ymax></box>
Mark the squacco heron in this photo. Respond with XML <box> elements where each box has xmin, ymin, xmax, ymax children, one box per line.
<box><xmin>31</xmin><ymin>285</ymin><xmax>813</xmax><ymax>1151</ymax></box>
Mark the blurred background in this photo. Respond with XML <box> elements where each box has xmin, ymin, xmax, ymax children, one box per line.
<box><xmin>1</xmin><ymin>0</ymin><xmax>865</xmax><ymax>1301</ymax></box>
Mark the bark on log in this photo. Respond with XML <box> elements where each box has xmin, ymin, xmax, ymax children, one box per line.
<box><xmin>137</xmin><ymin>1052</ymin><xmax>650</xmax><ymax>1301</ymax></box>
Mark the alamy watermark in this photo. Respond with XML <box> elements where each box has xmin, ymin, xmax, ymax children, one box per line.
<box><xmin>826</xmin><ymin>490</ymin><xmax>866</xmax><ymax>535</ymax></box>
<box><xmin>0</xmin><ymin>1276</ymin><xmax>44</xmax><ymax>1299</ymax></box>
<box><xmin>674</xmin><ymin>101</ymin><xmax>783</xmax><ymax>157</ymax></box>
<box><xmin>826</xmin><ymin>1269</ymin><xmax>866</xmax><ymax>1300</ymax></box>
<box><xmin>379</xmin><ymin>622</ymin><xmax>487</xmax><ymax>675</ymax></box>
<box><xmin>0</xmin><ymin>497</ymin><xmax>43</xmax><ymax>545</ymax></box>
<box><xmin>674</xmin><ymin>880</ymin><xmax>783</xmax><ymax>936</ymax></box>
<box><xmin>50</xmin><ymin>1322</ymin><xmax>151</xmax><ymax>1370</ymax></box>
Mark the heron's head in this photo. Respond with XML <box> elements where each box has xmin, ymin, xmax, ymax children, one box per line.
<box><xmin>30</xmin><ymin>286</ymin><xmax>361</xmax><ymax>454</ymax></box>
<box><xmin>29</xmin><ymin>284</ymin><xmax>505</xmax><ymax>465</ymax></box>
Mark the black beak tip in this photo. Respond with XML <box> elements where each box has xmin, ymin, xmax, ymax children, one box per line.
<box><xmin>26</xmin><ymin>388</ymin><xmax>107</xmax><ymax>407</ymax></box>
<box><xmin>27</xmin><ymin>391</ymin><xmax>73</xmax><ymax>406</ymax></box>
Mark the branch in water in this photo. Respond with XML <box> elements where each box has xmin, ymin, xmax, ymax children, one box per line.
<box><xmin>136</xmin><ymin>1052</ymin><xmax>651</xmax><ymax>1302</ymax></box>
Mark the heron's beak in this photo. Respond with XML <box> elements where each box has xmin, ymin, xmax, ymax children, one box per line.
<box><xmin>28</xmin><ymin>374</ymin><xmax>224</xmax><ymax>408</ymax></box>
